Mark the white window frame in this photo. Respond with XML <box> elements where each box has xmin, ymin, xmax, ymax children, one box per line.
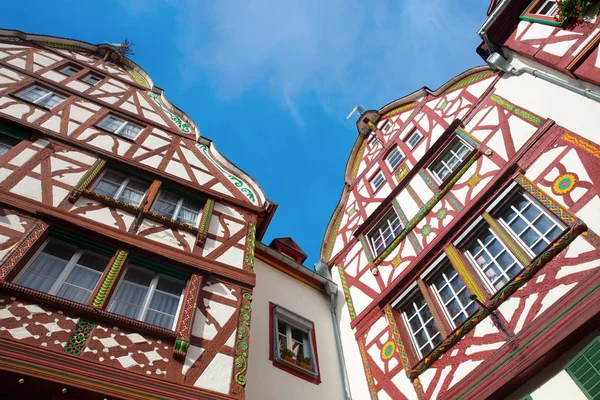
<box><xmin>535</xmin><ymin>0</ymin><xmax>559</xmax><ymax>16</ymax></box>
<box><xmin>272</xmin><ymin>305</ymin><xmax>318</xmax><ymax>376</ymax></box>
<box><xmin>81</xmin><ymin>73</ymin><xmax>103</xmax><ymax>86</ymax></box>
<box><xmin>494</xmin><ymin>190</ymin><xmax>565</xmax><ymax>258</ymax></box>
<box><xmin>59</xmin><ymin>65</ymin><xmax>81</xmax><ymax>76</ymax></box>
<box><xmin>381</xmin><ymin>121</ymin><xmax>393</xmax><ymax>133</ymax></box>
<box><xmin>16</xmin><ymin>85</ymin><xmax>67</xmax><ymax>110</ymax></box>
<box><xmin>428</xmin><ymin>260</ymin><xmax>477</xmax><ymax>328</ymax></box>
<box><xmin>370</xmin><ymin>170</ymin><xmax>385</xmax><ymax>191</ymax></box>
<box><xmin>406</xmin><ymin>130</ymin><xmax>423</xmax><ymax>150</ymax></box>
<box><xmin>462</xmin><ymin>225</ymin><xmax>524</xmax><ymax>292</ymax></box>
<box><xmin>400</xmin><ymin>291</ymin><xmax>442</xmax><ymax>358</ymax></box>
<box><xmin>369</xmin><ymin>136</ymin><xmax>381</xmax><ymax>148</ymax></box>
<box><xmin>14</xmin><ymin>239</ymin><xmax>107</xmax><ymax>303</ymax></box>
<box><xmin>92</xmin><ymin>169</ymin><xmax>149</xmax><ymax>207</ymax></box>
<box><xmin>108</xmin><ymin>265</ymin><xmax>185</xmax><ymax>331</ymax></box>
<box><xmin>98</xmin><ymin>114</ymin><xmax>144</xmax><ymax>140</ymax></box>
<box><xmin>368</xmin><ymin>209</ymin><xmax>403</xmax><ymax>256</ymax></box>
<box><xmin>385</xmin><ymin>146</ymin><xmax>405</xmax><ymax>171</ymax></box>
<box><xmin>428</xmin><ymin>136</ymin><xmax>474</xmax><ymax>184</ymax></box>
<box><xmin>151</xmin><ymin>190</ymin><xmax>203</xmax><ymax>227</ymax></box>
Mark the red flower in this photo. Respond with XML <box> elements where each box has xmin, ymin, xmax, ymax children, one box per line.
<box><xmin>576</xmin><ymin>4</ymin><xmax>581</xmax><ymax>9</ymax></box>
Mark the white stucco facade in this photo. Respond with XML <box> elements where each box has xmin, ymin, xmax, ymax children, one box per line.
<box><xmin>246</xmin><ymin>257</ymin><xmax>347</xmax><ymax>400</ymax></box>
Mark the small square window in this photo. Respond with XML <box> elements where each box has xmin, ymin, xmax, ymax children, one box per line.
<box><xmin>16</xmin><ymin>85</ymin><xmax>66</xmax><ymax>110</ymax></box>
<box><xmin>368</xmin><ymin>209</ymin><xmax>403</xmax><ymax>256</ymax></box>
<box><xmin>385</xmin><ymin>146</ymin><xmax>405</xmax><ymax>171</ymax></box>
<box><xmin>14</xmin><ymin>239</ymin><xmax>110</xmax><ymax>304</ymax></box>
<box><xmin>98</xmin><ymin>115</ymin><xmax>143</xmax><ymax>140</ymax></box>
<box><xmin>81</xmin><ymin>73</ymin><xmax>103</xmax><ymax>86</ymax></box>
<box><xmin>371</xmin><ymin>170</ymin><xmax>385</xmax><ymax>191</ymax></box>
<box><xmin>369</xmin><ymin>136</ymin><xmax>381</xmax><ymax>147</ymax></box>
<box><xmin>108</xmin><ymin>266</ymin><xmax>186</xmax><ymax>330</ymax></box>
<box><xmin>381</xmin><ymin>121</ymin><xmax>393</xmax><ymax>133</ymax></box>
<box><xmin>92</xmin><ymin>169</ymin><xmax>150</xmax><ymax>207</ymax></box>
<box><xmin>406</xmin><ymin>130</ymin><xmax>423</xmax><ymax>150</ymax></box>
<box><xmin>399</xmin><ymin>291</ymin><xmax>442</xmax><ymax>358</ymax></box>
<box><xmin>494</xmin><ymin>190</ymin><xmax>565</xmax><ymax>257</ymax></box>
<box><xmin>535</xmin><ymin>0</ymin><xmax>558</xmax><ymax>16</ymax></box>
<box><xmin>428</xmin><ymin>137</ymin><xmax>474</xmax><ymax>184</ymax></box>
<box><xmin>272</xmin><ymin>305</ymin><xmax>318</xmax><ymax>376</ymax></box>
<box><xmin>151</xmin><ymin>190</ymin><xmax>205</xmax><ymax>227</ymax></box>
<box><xmin>59</xmin><ymin>65</ymin><xmax>82</xmax><ymax>77</ymax></box>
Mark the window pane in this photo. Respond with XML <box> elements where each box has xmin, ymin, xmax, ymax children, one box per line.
<box><xmin>386</xmin><ymin>147</ymin><xmax>404</xmax><ymax>170</ymax></box>
<box><xmin>408</xmin><ymin>131</ymin><xmax>422</xmax><ymax>148</ymax></box>
<box><xmin>60</xmin><ymin>66</ymin><xmax>80</xmax><ymax>76</ymax></box>
<box><xmin>401</xmin><ymin>292</ymin><xmax>441</xmax><ymax>357</ymax></box>
<box><xmin>431</xmin><ymin>263</ymin><xmax>476</xmax><ymax>327</ymax></box>
<box><xmin>82</xmin><ymin>74</ymin><xmax>102</xmax><ymax>85</ymax></box>
<box><xmin>497</xmin><ymin>192</ymin><xmax>564</xmax><ymax>256</ymax></box>
<box><xmin>18</xmin><ymin>86</ymin><xmax>50</xmax><ymax>103</ymax></box>
<box><xmin>36</xmin><ymin>93</ymin><xmax>66</xmax><ymax>109</ymax></box>
<box><xmin>99</xmin><ymin>116</ymin><xmax>124</xmax><ymax>133</ymax></box>
<box><xmin>0</xmin><ymin>135</ymin><xmax>18</xmax><ymax>155</ymax></box>
<box><xmin>430</xmin><ymin>138</ymin><xmax>471</xmax><ymax>182</ymax></box>
<box><xmin>368</xmin><ymin>210</ymin><xmax>403</xmax><ymax>256</ymax></box>
<box><xmin>118</xmin><ymin>122</ymin><xmax>142</xmax><ymax>139</ymax></box>
<box><xmin>109</xmin><ymin>268</ymin><xmax>153</xmax><ymax>319</ymax></box>
<box><xmin>119</xmin><ymin>179</ymin><xmax>148</xmax><ymax>206</ymax></box>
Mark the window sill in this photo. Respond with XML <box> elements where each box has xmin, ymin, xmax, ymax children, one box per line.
<box><xmin>519</xmin><ymin>14</ymin><xmax>562</xmax><ymax>27</ymax></box>
<box><xmin>0</xmin><ymin>281</ymin><xmax>177</xmax><ymax>340</ymax></box>
<box><xmin>81</xmin><ymin>189</ymin><xmax>141</xmax><ymax>213</ymax></box>
<box><xmin>271</xmin><ymin>357</ymin><xmax>321</xmax><ymax>384</ymax></box>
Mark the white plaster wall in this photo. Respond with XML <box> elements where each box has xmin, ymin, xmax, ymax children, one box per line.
<box><xmin>246</xmin><ymin>259</ymin><xmax>348</xmax><ymax>400</ymax></box>
<box><xmin>495</xmin><ymin>52</ymin><xmax>600</xmax><ymax>146</ymax></box>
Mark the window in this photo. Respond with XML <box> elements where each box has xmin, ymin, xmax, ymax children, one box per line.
<box><xmin>0</xmin><ymin>134</ymin><xmax>18</xmax><ymax>155</ymax></box>
<box><xmin>429</xmin><ymin>137</ymin><xmax>474</xmax><ymax>183</ymax></box>
<box><xmin>381</xmin><ymin>121</ymin><xmax>392</xmax><ymax>133</ymax></box>
<box><xmin>369</xmin><ymin>136</ymin><xmax>381</xmax><ymax>147</ymax></box>
<box><xmin>151</xmin><ymin>190</ymin><xmax>205</xmax><ymax>226</ymax></box>
<box><xmin>400</xmin><ymin>291</ymin><xmax>442</xmax><ymax>358</ymax></box>
<box><xmin>368</xmin><ymin>209</ymin><xmax>403</xmax><ymax>256</ymax></box>
<box><xmin>430</xmin><ymin>262</ymin><xmax>478</xmax><ymax>328</ymax></box>
<box><xmin>462</xmin><ymin>225</ymin><xmax>522</xmax><ymax>291</ymax></box>
<box><xmin>16</xmin><ymin>86</ymin><xmax>66</xmax><ymax>109</ymax></box>
<box><xmin>406</xmin><ymin>130</ymin><xmax>423</xmax><ymax>150</ymax></box>
<box><xmin>495</xmin><ymin>190</ymin><xmax>564</xmax><ymax>256</ymax></box>
<box><xmin>15</xmin><ymin>239</ymin><xmax>109</xmax><ymax>304</ymax></box>
<box><xmin>385</xmin><ymin>146</ymin><xmax>405</xmax><ymax>171</ymax></box>
<box><xmin>371</xmin><ymin>170</ymin><xmax>385</xmax><ymax>191</ymax></box>
<box><xmin>98</xmin><ymin>115</ymin><xmax>143</xmax><ymax>140</ymax></box>
<box><xmin>59</xmin><ymin>65</ymin><xmax>82</xmax><ymax>76</ymax></box>
<box><xmin>108</xmin><ymin>266</ymin><xmax>185</xmax><ymax>330</ymax></box>
<box><xmin>565</xmin><ymin>337</ymin><xmax>600</xmax><ymax>400</ymax></box>
<box><xmin>272</xmin><ymin>305</ymin><xmax>318</xmax><ymax>376</ymax></box>
<box><xmin>92</xmin><ymin>169</ymin><xmax>149</xmax><ymax>207</ymax></box>
<box><xmin>81</xmin><ymin>73</ymin><xmax>103</xmax><ymax>85</ymax></box>
<box><xmin>535</xmin><ymin>0</ymin><xmax>558</xmax><ymax>16</ymax></box>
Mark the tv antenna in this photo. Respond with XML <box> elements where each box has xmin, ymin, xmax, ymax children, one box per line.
<box><xmin>346</xmin><ymin>105</ymin><xmax>365</xmax><ymax>121</ymax></box>
<box><xmin>108</xmin><ymin>39</ymin><xmax>135</xmax><ymax>57</ymax></box>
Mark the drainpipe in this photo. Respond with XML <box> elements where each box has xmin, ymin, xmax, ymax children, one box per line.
<box><xmin>477</xmin><ymin>0</ymin><xmax>513</xmax><ymax>54</ymax></box>
<box><xmin>315</xmin><ymin>261</ymin><xmax>352</xmax><ymax>400</ymax></box>
<box><xmin>486</xmin><ymin>52</ymin><xmax>600</xmax><ymax>102</ymax></box>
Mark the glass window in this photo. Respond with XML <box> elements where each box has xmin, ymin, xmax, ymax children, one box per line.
<box><xmin>495</xmin><ymin>191</ymin><xmax>564</xmax><ymax>256</ymax></box>
<box><xmin>369</xmin><ymin>136</ymin><xmax>380</xmax><ymax>147</ymax></box>
<box><xmin>463</xmin><ymin>225</ymin><xmax>522</xmax><ymax>291</ymax></box>
<box><xmin>401</xmin><ymin>292</ymin><xmax>442</xmax><ymax>357</ymax></box>
<box><xmin>429</xmin><ymin>137</ymin><xmax>473</xmax><ymax>183</ymax></box>
<box><xmin>151</xmin><ymin>190</ymin><xmax>204</xmax><ymax>226</ymax></box>
<box><xmin>16</xmin><ymin>86</ymin><xmax>66</xmax><ymax>109</ymax></box>
<box><xmin>59</xmin><ymin>65</ymin><xmax>81</xmax><ymax>76</ymax></box>
<box><xmin>0</xmin><ymin>135</ymin><xmax>19</xmax><ymax>155</ymax></box>
<box><xmin>406</xmin><ymin>130</ymin><xmax>423</xmax><ymax>150</ymax></box>
<box><xmin>535</xmin><ymin>0</ymin><xmax>559</xmax><ymax>16</ymax></box>
<box><xmin>15</xmin><ymin>239</ymin><xmax>109</xmax><ymax>304</ymax></box>
<box><xmin>273</xmin><ymin>306</ymin><xmax>317</xmax><ymax>375</ymax></box>
<box><xmin>386</xmin><ymin>146</ymin><xmax>405</xmax><ymax>171</ymax></box>
<box><xmin>430</xmin><ymin>262</ymin><xmax>478</xmax><ymax>327</ymax></box>
<box><xmin>371</xmin><ymin>170</ymin><xmax>385</xmax><ymax>191</ymax></box>
<box><xmin>98</xmin><ymin>115</ymin><xmax>143</xmax><ymax>140</ymax></box>
<box><xmin>381</xmin><ymin>121</ymin><xmax>392</xmax><ymax>133</ymax></box>
<box><xmin>108</xmin><ymin>266</ymin><xmax>185</xmax><ymax>330</ymax></box>
<box><xmin>92</xmin><ymin>169</ymin><xmax>149</xmax><ymax>207</ymax></box>
<box><xmin>368</xmin><ymin>209</ymin><xmax>403</xmax><ymax>256</ymax></box>
<box><xmin>81</xmin><ymin>74</ymin><xmax>103</xmax><ymax>85</ymax></box>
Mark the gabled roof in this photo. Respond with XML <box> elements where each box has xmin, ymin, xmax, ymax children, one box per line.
<box><xmin>269</xmin><ymin>237</ymin><xmax>307</xmax><ymax>264</ymax></box>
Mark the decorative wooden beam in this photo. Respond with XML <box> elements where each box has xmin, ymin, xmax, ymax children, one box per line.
<box><xmin>91</xmin><ymin>249</ymin><xmax>128</xmax><ymax>308</ymax></box>
<box><xmin>0</xmin><ymin>222</ymin><xmax>49</xmax><ymax>280</ymax></box>
<box><xmin>233</xmin><ymin>291</ymin><xmax>253</xmax><ymax>387</ymax></box>
<box><xmin>173</xmin><ymin>273</ymin><xmax>202</xmax><ymax>357</ymax></box>
<box><xmin>68</xmin><ymin>159</ymin><xmax>106</xmax><ymax>204</ymax></box>
<box><xmin>196</xmin><ymin>199</ymin><xmax>215</xmax><ymax>246</ymax></box>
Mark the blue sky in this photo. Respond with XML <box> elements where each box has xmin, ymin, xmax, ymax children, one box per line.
<box><xmin>1</xmin><ymin>0</ymin><xmax>490</xmax><ymax>267</ymax></box>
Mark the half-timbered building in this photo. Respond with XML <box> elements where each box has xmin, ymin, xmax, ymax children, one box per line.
<box><xmin>322</xmin><ymin>1</ymin><xmax>600</xmax><ymax>399</ymax></box>
<box><xmin>0</xmin><ymin>28</ymin><xmax>278</xmax><ymax>399</ymax></box>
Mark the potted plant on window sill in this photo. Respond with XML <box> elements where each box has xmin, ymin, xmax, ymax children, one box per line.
<box><xmin>281</xmin><ymin>347</ymin><xmax>296</xmax><ymax>364</ymax></box>
<box><xmin>555</xmin><ymin>0</ymin><xmax>599</xmax><ymax>27</ymax></box>
<box><xmin>296</xmin><ymin>355</ymin><xmax>313</xmax><ymax>372</ymax></box>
